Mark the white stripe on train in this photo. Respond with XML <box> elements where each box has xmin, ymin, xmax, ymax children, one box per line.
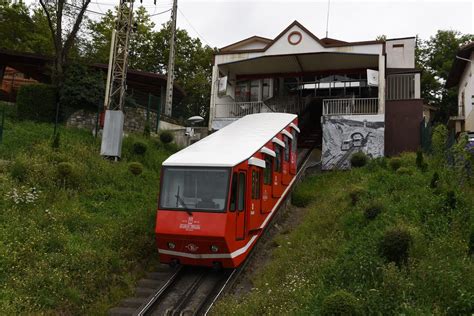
<box><xmin>157</xmin><ymin>175</ymin><xmax>298</xmax><ymax>260</ymax></box>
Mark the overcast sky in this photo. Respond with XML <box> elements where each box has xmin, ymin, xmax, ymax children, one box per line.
<box><xmin>32</xmin><ymin>0</ymin><xmax>474</xmax><ymax>48</ymax></box>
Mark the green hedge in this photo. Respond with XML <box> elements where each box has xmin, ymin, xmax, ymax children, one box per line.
<box><xmin>17</xmin><ymin>84</ymin><xmax>57</xmax><ymax>122</ymax></box>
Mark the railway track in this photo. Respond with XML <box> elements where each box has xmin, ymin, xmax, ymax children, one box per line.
<box><xmin>109</xmin><ymin>147</ymin><xmax>316</xmax><ymax>316</ymax></box>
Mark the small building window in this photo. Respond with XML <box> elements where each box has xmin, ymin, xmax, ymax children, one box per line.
<box><xmin>264</xmin><ymin>156</ymin><xmax>272</xmax><ymax>185</ymax></box>
<box><xmin>251</xmin><ymin>170</ymin><xmax>261</xmax><ymax>199</ymax></box>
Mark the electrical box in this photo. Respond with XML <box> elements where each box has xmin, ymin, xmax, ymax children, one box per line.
<box><xmin>100</xmin><ymin>110</ymin><xmax>124</xmax><ymax>158</ymax></box>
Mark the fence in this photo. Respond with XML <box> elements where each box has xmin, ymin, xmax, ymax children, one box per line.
<box><xmin>322</xmin><ymin>98</ymin><xmax>379</xmax><ymax>115</ymax></box>
<box><xmin>214</xmin><ymin>101</ymin><xmax>273</xmax><ymax>118</ymax></box>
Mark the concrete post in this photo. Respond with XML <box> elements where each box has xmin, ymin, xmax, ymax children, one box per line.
<box><xmin>378</xmin><ymin>55</ymin><xmax>386</xmax><ymax>114</ymax></box>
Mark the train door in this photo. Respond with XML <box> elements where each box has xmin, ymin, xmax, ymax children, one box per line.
<box><xmin>282</xmin><ymin>135</ymin><xmax>291</xmax><ymax>185</ymax></box>
<box><xmin>290</xmin><ymin>129</ymin><xmax>297</xmax><ymax>175</ymax></box>
<box><xmin>248</xmin><ymin>166</ymin><xmax>262</xmax><ymax>230</ymax></box>
<box><xmin>273</xmin><ymin>145</ymin><xmax>283</xmax><ymax>197</ymax></box>
<box><xmin>262</xmin><ymin>155</ymin><xmax>273</xmax><ymax>213</ymax></box>
<box><xmin>230</xmin><ymin>171</ymin><xmax>246</xmax><ymax>241</ymax></box>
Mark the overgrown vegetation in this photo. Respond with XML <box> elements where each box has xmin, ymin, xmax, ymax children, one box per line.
<box><xmin>16</xmin><ymin>84</ymin><xmax>57</xmax><ymax>122</ymax></box>
<box><xmin>0</xmin><ymin>106</ymin><xmax>176</xmax><ymax>314</ymax></box>
<box><xmin>214</xmin><ymin>137</ymin><xmax>474</xmax><ymax>315</ymax></box>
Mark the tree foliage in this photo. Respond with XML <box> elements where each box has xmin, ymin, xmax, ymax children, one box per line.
<box><xmin>416</xmin><ymin>30</ymin><xmax>474</xmax><ymax>122</ymax></box>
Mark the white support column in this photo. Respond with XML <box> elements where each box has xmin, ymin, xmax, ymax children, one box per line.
<box><xmin>414</xmin><ymin>73</ymin><xmax>421</xmax><ymax>99</ymax></box>
<box><xmin>208</xmin><ymin>64</ymin><xmax>219</xmax><ymax>131</ymax></box>
<box><xmin>378</xmin><ymin>55</ymin><xmax>386</xmax><ymax>114</ymax></box>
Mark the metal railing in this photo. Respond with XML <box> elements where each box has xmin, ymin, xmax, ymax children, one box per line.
<box><xmin>322</xmin><ymin>98</ymin><xmax>379</xmax><ymax>115</ymax></box>
<box><xmin>214</xmin><ymin>101</ymin><xmax>274</xmax><ymax>118</ymax></box>
<box><xmin>386</xmin><ymin>74</ymin><xmax>415</xmax><ymax>100</ymax></box>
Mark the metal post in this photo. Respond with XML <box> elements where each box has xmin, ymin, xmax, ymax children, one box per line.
<box><xmin>156</xmin><ymin>94</ymin><xmax>161</xmax><ymax>133</ymax></box>
<box><xmin>164</xmin><ymin>0</ymin><xmax>178</xmax><ymax>117</ymax></box>
<box><xmin>0</xmin><ymin>104</ymin><xmax>5</xmax><ymax>144</ymax></box>
<box><xmin>147</xmin><ymin>92</ymin><xmax>151</xmax><ymax>125</ymax></box>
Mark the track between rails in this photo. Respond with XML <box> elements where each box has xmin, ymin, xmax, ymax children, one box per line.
<box><xmin>108</xmin><ymin>147</ymin><xmax>316</xmax><ymax>316</ymax></box>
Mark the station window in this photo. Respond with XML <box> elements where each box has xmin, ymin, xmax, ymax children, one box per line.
<box><xmin>251</xmin><ymin>170</ymin><xmax>261</xmax><ymax>199</ymax></box>
<box><xmin>284</xmin><ymin>136</ymin><xmax>290</xmax><ymax>161</ymax></box>
<box><xmin>264</xmin><ymin>156</ymin><xmax>272</xmax><ymax>185</ymax></box>
<box><xmin>229</xmin><ymin>172</ymin><xmax>238</xmax><ymax>211</ymax></box>
<box><xmin>238</xmin><ymin>172</ymin><xmax>245</xmax><ymax>211</ymax></box>
<box><xmin>274</xmin><ymin>148</ymin><xmax>281</xmax><ymax>172</ymax></box>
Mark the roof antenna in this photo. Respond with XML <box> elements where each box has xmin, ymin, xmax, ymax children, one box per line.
<box><xmin>325</xmin><ymin>0</ymin><xmax>331</xmax><ymax>38</ymax></box>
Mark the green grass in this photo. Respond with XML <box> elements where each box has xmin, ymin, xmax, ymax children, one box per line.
<box><xmin>213</xmin><ymin>154</ymin><xmax>474</xmax><ymax>315</ymax></box>
<box><xmin>0</xmin><ymin>102</ymin><xmax>177</xmax><ymax>314</ymax></box>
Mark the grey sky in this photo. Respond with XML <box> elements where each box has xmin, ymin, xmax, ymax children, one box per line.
<box><xmin>31</xmin><ymin>0</ymin><xmax>474</xmax><ymax>48</ymax></box>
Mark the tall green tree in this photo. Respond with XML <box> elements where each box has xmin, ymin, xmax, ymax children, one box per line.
<box><xmin>416</xmin><ymin>30</ymin><xmax>474</xmax><ymax>122</ymax></box>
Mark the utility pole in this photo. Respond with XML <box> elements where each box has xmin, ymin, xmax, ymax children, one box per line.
<box><xmin>100</xmin><ymin>0</ymin><xmax>135</xmax><ymax>159</ymax></box>
<box><xmin>164</xmin><ymin>0</ymin><xmax>178</xmax><ymax>117</ymax></box>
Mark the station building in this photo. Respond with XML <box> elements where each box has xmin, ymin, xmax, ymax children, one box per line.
<box><xmin>209</xmin><ymin>21</ymin><xmax>423</xmax><ymax>169</ymax></box>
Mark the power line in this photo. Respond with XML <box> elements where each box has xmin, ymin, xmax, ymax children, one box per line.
<box><xmin>177</xmin><ymin>7</ymin><xmax>211</xmax><ymax>46</ymax></box>
<box><xmin>149</xmin><ymin>7</ymin><xmax>172</xmax><ymax>17</ymax></box>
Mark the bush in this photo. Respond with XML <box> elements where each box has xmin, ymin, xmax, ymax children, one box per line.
<box><xmin>364</xmin><ymin>202</ymin><xmax>383</xmax><ymax>220</ymax></box>
<box><xmin>143</xmin><ymin>121</ymin><xmax>151</xmax><ymax>138</ymax></box>
<box><xmin>350</xmin><ymin>152</ymin><xmax>368</xmax><ymax>168</ymax></box>
<box><xmin>349</xmin><ymin>186</ymin><xmax>366</xmax><ymax>206</ymax></box>
<box><xmin>132</xmin><ymin>141</ymin><xmax>148</xmax><ymax>155</ymax></box>
<box><xmin>430</xmin><ymin>172</ymin><xmax>440</xmax><ymax>189</ymax></box>
<box><xmin>292</xmin><ymin>188</ymin><xmax>313</xmax><ymax>207</ymax></box>
<box><xmin>321</xmin><ymin>290</ymin><xmax>361</xmax><ymax>316</ymax></box>
<box><xmin>469</xmin><ymin>230</ymin><xmax>474</xmax><ymax>255</ymax></box>
<box><xmin>444</xmin><ymin>190</ymin><xmax>456</xmax><ymax>210</ymax></box>
<box><xmin>159</xmin><ymin>130</ymin><xmax>174</xmax><ymax>144</ymax></box>
<box><xmin>17</xmin><ymin>84</ymin><xmax>57</xmax><ymax>122</ymax></box>
<box><xmin>432</xmin><ymin>124</ymin><xmax>448</xmax><ymax>161</ymax></box>
<box><xmin>396</xmin><ymin>167</ymin><xmax>412</xmax><ymax>175</ymax></box>
<box><xmin>128</xmin><ymin>162</ymin><xmax>143</xmax><ymax>175</ymax></box>
<box><xmin>379</xmin><ymin>227</ymin><xmax>412</xmax><ymax>266</ymax></box>
<box><xmin>10</xmin><ymin>160</ymin><xmax>28</xmax><ymax>182</ymax></box>
<box><xmin>57</xmin><ymin>162</ymin><xmax>73</xmax><ymax>178</ymax></box>
<box><xmin>389</xmin><ymin>158</ymin><xmax>402</xmax><ymax>171</ymax></box>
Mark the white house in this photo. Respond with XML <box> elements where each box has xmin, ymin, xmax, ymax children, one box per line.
<box><xmin>447</xmin><ymin>42</ymin><xmax>474</xmax><ymax>134</ymax></box>
<box><xmin>209</xmin><ymin>21</ymin><xmax>423</xmax><ymax>168</ymax></box>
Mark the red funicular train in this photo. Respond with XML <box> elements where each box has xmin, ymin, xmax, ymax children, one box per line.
<box><xmin>155</xmin><ymin>113</ymin><xmax>300</xmax><ymax>268</ymax></box>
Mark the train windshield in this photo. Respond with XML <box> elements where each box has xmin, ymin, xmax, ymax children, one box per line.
<box><xmin>159</xmin><ymin>167</ymin><xmax>230</xmax><ymax>212</ymax></box>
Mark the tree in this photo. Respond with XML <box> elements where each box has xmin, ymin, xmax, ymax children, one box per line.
<box><xmin>38</xmin><ymin>0</ymin><xmax>92</xmax><ymax>85</ymax></box>
<box><xmin>416</xmin><ymin>30</ymin><xmax>474</xmax><ymax>122</ymax></box>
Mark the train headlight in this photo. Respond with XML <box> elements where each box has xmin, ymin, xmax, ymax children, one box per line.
<box><xmin>167</xmin><ymin>242</ymin><xmax>176</xmax><ymax>249</ymax></box>
<box><xmin>210</xmin><ymin>245</ymin><xmax>219</xmax><ymax>253</ymax></box>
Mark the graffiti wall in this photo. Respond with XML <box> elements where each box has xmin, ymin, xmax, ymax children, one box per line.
<box><xmin>322</xmin><ymin>115</ymin><xmax>384</xmax><ymax>170</ymax></box>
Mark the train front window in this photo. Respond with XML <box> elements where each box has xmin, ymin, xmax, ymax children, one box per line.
<box><xmin>160</xmin><ymin>167</ymin><xmax>230</xmax><ymax>212</ymax></box>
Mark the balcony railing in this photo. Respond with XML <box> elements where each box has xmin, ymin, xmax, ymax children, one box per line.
<box><xmin>323</xmin><ymin>98</ymin><xmax>379</xmax><ymax>116</ymax></box>
<box><xmin>214</xmin><ymin>101</ymin><xmax>274</xmax><ymax>118</ymax></box>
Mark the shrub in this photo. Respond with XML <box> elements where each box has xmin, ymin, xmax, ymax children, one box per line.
<box><xmin>432</xmin><ymin>124</ymin><xmax>448</xmax><ymax>161</ymax></box>
<box><xmin>17</xmin><ymin>84</ymin><xmax>57</xmax><ymax>122</ymax></box>
<box><xmin>389</xmin><ymin>158</ymin><xmax>402</xmax><ymax>171</ymax></box>
<box><xmin>57</xmin><ymin>162</ymin><xmax>73</xmax><ymax>178</ymax></box>
<box><xmin>143</xmin><ymin>121</ymin><xmax>151</xmax><ymax>138</ymax></box>
<box><xmin>128</xmin><ymin>162</ymin><xmax>143</xmax><ymax>175</ymax></box>
<box><xmin>132</xmin><ymin>141</ymin><xmax>147</xmax><ymax>155</ymax></box>
<box><xmin>350</xmin><ymin>152</ymin><xmax>368</xmax><ymax>168</ymax></box>
<box><xmin>10</xmin><ymin>160</ymin><xmax>28</xmax><ymax>182</ymax></box>
<box><xmin>349</xmin><ymin>186</ymin><xmax>366</xmax><ymax>206</ymax></box>
<box><xmin>430</xmin><ymin>172</ymin><xmax>440</xmax><ymax>189</ymax></box>
<box><xmin>292</xmin><ymin>188</ymin><xmax>313</xmax><ymax>207</ymax></box>
<box><xmin>469</xmin><ymin>230</ymin><xmax>474</xmax><ymax>255</ymax></box>
<box><xmin>444</xmin><ymin>190</ymin><xmax>456</xmax><ymax>210</ymax></box>
<box><xmin>51</xmin><ymin>132</ymin><xmax>60</xmax><ymax>150</ymax></box>
<box><xmin>379</xmin><ymin>227</ymin><xmax>412</xmax><ymax>266</ymax></box>
<box><xmin>364</xmin><ymin>202</ymin><xmax>383</xmax><ymax>220</ymax></box>
<box><xmin>159</xmin><ymin>130</ymin><xmax>174</xmax><ymax>144</ymax></box>
<box><xmin>396</xmin><ymin>167</ymin><xmax>412</xmax><ymax>175</ymax></box>
<box><xmin>321</xmin><ymin>290</ymin><xmax>361</xmax><ymax>316</ymax></box>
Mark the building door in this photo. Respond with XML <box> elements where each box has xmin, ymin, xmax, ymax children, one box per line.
<box><xmin>235</xmin><ymin>171</ymin><xmax>246</xmax><ymax>241</ymax></box>
<box><xmin>282</xmin><ymin>135</ymin><xmax>291</xmax><ymax>185</ymax></box>
<box><xmin>290</xmin><ymin>129</ymin><xmax>298</xmax><ymax>175</ymax></box>
<box><xmin>262</xmin><ymin>156</ymin><xmax>273</xmax><ymax>213</ymax></box>
<box><xmin>273</xmin><ymin>146</ymin><xmax>283</xmax><ymax>197</ymax></box>
<box><xmin>248</xmin><ymin>166</ymin><xmax>262</xmax><ymax>230</ymax></box>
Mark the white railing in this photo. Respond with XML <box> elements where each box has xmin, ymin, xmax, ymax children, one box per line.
<box><xmin>323</xmin><ymin>98</ymin><xmax>379</xmax><ymax>116</ymax></box>
<box><xmin>214</xmin><ymin>101</ymin><xmax>274</xmax><ymax>118</ymax></box>
<box><xmin>386</xmin><ymin>74</ymin><xmax>415</xmax><ymax>100</ymax></box>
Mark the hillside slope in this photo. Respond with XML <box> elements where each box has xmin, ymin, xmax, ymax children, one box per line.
<box><xmin>213</xmin><ymin>153</ymin><xmax>474</xmax><ymax>315</ymax></box>
<box><xmin>0</xmin><ymin>103</ymin><xmax>175</xmax><ymax>314</ymax></box>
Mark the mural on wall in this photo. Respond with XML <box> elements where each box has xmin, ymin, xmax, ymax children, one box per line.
<box><xmin>322</xmin><ymin>115</ymin><xmax>385</xmax><ymax>170</ymax></box>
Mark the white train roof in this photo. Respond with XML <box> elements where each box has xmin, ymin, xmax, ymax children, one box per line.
<box><xmin>162</xmin><ymin>113</ymin><xmax>298</xmax><ymax>167</ymax></box>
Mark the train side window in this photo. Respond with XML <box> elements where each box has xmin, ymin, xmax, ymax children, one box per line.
<box><xmin>274</xmin><ymin>148</ymin><xmax>281</xmax><ymax>172</ymax></box>
<box><xmin>237</xmin><ymin>172</ymin><xmax>246</xmax><ymax>211</ymax></box>
<box><xmin>284</xmin><ymin>136</ymin><xmax>290</xmax><ymax>161</ymax></box>
<box><xmin>251</xmin><ymin>170</ymin><xmax>261</xmax><ymax>199</ymax></box>
<box><xmin>229</xmin><ymin>172</ymin><xmax>238</xmax><ymax>211</ymax></box>
<box><xmin>292</xmin><ymin>130</ymin><xmax>298</xmax><ymax>152</ymax></box>
<box><xmin>263</xmin><ymin>156</ymin><xmax>272</xmax><ymax>185</ymax></box>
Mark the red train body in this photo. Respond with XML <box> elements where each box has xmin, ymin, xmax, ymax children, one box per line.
<box><xmin>155</xmin><ymin>113</ymin><xmax>300</xmax><ymax>268</ymax></box>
